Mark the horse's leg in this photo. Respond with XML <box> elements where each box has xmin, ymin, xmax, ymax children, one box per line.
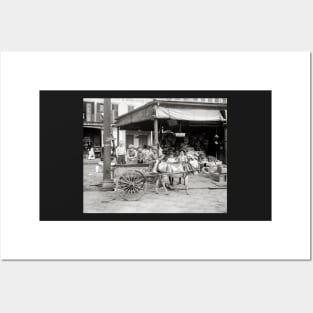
<box><xmin>152</xmin><ymin>160</ymin><xmax>159</xmax><ymax>173</ymax></box>
<box><xmin>185</xmin><ymin>175</ymin><xmax>190</xmax><ymax>195</ymax></box>
<box><xmin>155</xmin><ymin>177</ymin><xmax>159</xmax><ymax>194</ymax></box>
<box><xmin>162</xmin><ymin>178</ymin><xmax>169</xmax><ymax>195</ymax></box>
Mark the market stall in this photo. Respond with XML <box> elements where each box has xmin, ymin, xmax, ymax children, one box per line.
<box><xmin>115</xmin><ymin>99</ymin><xmax>227</xmax><ymax>164</ymax></box>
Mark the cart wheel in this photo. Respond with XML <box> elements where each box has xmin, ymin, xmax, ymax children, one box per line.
<box><xmin>116</xmin><ymin>170</ymin><xmax>146</xmax><ymax>201</ymax></box>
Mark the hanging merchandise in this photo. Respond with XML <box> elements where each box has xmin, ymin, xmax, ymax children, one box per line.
<box><xmin>214</xmin><ymin>128</ymin><xmax>219</xmax><ymax>158</ymax></box>
<box><xmin>214</xmin><ymin>129</ymin><xmax>219</xmax><ymax>145</ymax></box>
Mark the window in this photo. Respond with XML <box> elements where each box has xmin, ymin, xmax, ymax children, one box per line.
<box><xmin>85</xmin><ymin>102</ymin><xmax>92</xmax><ymax>122</ymax></box>
<box><xmin>112</xmin><ymin>103</ymin><xmax>119</xmax><ymax>118</ymax></box>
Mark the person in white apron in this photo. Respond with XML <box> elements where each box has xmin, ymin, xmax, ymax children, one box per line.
<box><xmin>88</xmin><ymin>147</ymin><xmax>95</xmax><ymax>160</ymax></box>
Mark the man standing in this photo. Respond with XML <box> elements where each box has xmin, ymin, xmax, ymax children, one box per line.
<box><xmin>116</xmin><ymin>142</ymin><xmax>126</xmax><ymax>164</ymax></box>
<box><xmin>126</xmin><ymin>144</ymin><xmax>137</xmax><ymax>164</ymax></box>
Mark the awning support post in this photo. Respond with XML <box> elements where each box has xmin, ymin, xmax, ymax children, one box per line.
<box><xmin>154</xmin><ymin>118</ymin><xmax>159</xmax><ymax>156</ymax></box>
<box><xmin>224</xmin><ymin>124</ymin><xmax>227</xmax><ymax>164</ymax></box>
<box><xmin>153</xmin><ymin>103</ymin><xmax>159</xmax><ymax>157</ymax></box>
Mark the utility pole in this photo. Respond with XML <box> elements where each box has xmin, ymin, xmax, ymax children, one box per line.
<box><xmin>102</xmin><ymin>98</ymin><xmax>114</xmax><ymax>190</ymax></box>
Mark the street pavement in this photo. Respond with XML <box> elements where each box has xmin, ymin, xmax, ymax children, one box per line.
<box><xmin>83</xmin><ymin>160</ymin><xmax>227</xmax><ymax>214</ymax></box>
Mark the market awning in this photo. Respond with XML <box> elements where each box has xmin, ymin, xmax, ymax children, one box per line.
<box><xmin>116</xmin><ymin>99</ymin><xmax>227</xmax><ymax>130</ymax></box>
<box><xmin>156</xmin><ymin>105</ymin><xmax>223</xmax><ymax>121</ymax></box>
<box><xmin>115</xmin><ymin>101</ymin><xmax>155</xmax><ymax>127</ymax></box>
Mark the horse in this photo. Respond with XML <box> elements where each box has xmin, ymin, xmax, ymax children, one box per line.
<box><xmin>155</xmin><ymin>159</ymin><xmax>199</xmax><ymax>195</ymax></box>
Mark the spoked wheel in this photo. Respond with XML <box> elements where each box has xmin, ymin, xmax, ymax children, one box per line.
<box><xmin>116</xmin><ymin>170</ymin><xmax>146</xmax><ymax>201</ymax></box>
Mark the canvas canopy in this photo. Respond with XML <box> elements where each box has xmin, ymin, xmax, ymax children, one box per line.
<box><xmin>116</xmin><ymin>100</ymin><xmax>227</xmax><ymax>130</ymax></box>
<box><xmin>155</xmin><ymin>105</ymin><xmax>223</xmax><ymax>121</ymax></box>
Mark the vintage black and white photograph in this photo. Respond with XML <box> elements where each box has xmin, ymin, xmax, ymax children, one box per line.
<box><xmin>83</xmin><ymin>98</ymin><xmax>227</xmax><ymax>213</ymax></box>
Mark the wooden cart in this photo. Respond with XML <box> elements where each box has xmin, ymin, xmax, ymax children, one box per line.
<box><xmin>111</xmin><ymin>163</ymin><xmax>157</xmax><ymax>201</ymax></box>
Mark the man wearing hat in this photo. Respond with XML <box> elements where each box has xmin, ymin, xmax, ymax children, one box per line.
<box><xmin>126</xmin><ymin>144</ymin><xmax>137</xmax><ymax>164</ymax></box>
<box><xmin>116</xmin><ymin>141</ymin><xmax>126</xmax><ymax>164</ymax></box>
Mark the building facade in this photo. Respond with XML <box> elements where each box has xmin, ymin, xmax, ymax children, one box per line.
<box><xmin>83</xmin><ymin>98</ymin><xmax>153</xmax><ymax>156</ymax></box>
<box><xmin>83</xmin><ymin>98</ymin><xmax>227</xmax><ymax>158</ymax></box>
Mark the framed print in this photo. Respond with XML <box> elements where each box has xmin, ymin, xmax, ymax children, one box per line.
<box><xmin>39</xmin><ymin>90</ymin><xmax>271</xmax><ymax>221</ymax></box>
<box><xmin>0</xmin><ymin>52</ymin><xmax>310</xmax><ymax>260</ymax></box>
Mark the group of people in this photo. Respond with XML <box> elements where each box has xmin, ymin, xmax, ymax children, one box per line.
<box><xmin>161</xmin><ymin>131</ymin><xmax>223</xmax><ymax>158</ymax></box>
<box><xmin>115</xmin><ymin>143</ymin><xmax>161</xmax><ymax>165</ymax></box>
<box><xmin>114</xmin><ymin>142</ymin><xmax>192</xmax><ymax>165</ymax></box>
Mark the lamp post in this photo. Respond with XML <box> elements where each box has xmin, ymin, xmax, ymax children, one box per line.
<box><xmin>102</xmin><ymin>98</ymin><xmax>114</xmax><ymax>190</ymax></box>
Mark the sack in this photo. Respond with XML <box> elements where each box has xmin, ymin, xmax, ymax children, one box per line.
<box><xmin>207</xmin><ymin>161</ymin><xmax>216</xmax><ymax>167</ymax></box>
<box><xmin>217</xmin><ymin>165</ymin><xmax>227</xmax><ymax>174</ymax></box>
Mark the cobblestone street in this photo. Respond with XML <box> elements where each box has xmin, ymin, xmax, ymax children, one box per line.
<box><xmin>84</xmin><ymin>160</ymin><xmax>227</xmax><ymax>213</ymax></box>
